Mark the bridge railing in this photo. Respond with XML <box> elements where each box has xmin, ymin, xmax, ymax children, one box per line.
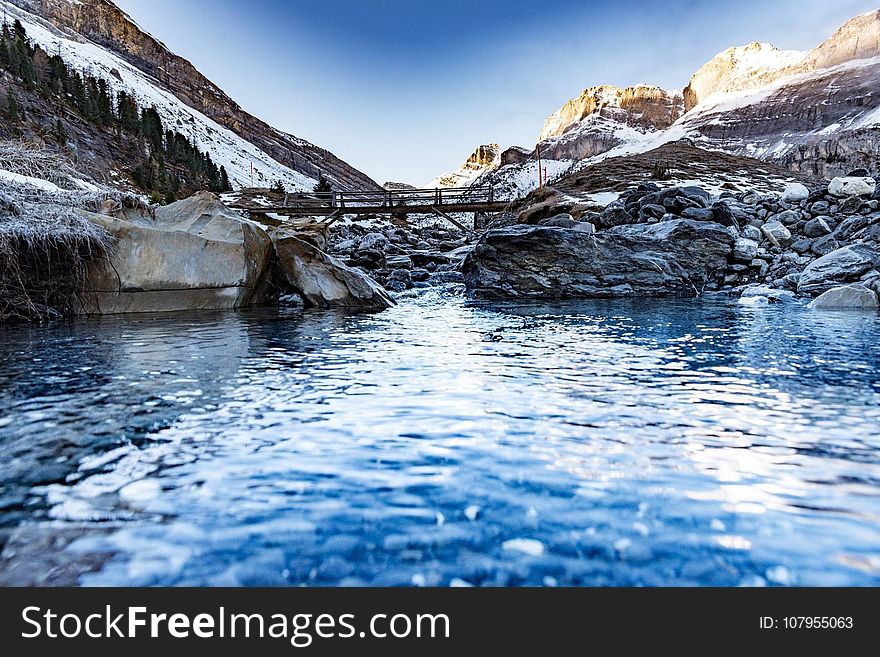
<box><xmin>282</xmin><ymin>184</ymin><xmax>496</xmax><ymax>210</ymax></box>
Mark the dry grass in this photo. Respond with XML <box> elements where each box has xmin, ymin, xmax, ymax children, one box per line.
<box><xmin>0</xmin><ymin>141</ymin><xmax>148</xmax><ymax>322</ymax></box>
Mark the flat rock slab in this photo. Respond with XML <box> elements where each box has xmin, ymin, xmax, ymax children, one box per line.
<box><xmin>463</xmin><ymin>219</ymin><xmax>734</xmax><ymax>299</ymax></box>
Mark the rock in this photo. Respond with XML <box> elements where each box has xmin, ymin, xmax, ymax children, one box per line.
<box><xmin>808</xmin><ymin>284</ymin><xmax>879</xmax><ymax>310</ymax></box>
<box><xmin>809</xmin><ymin>200</ymin><xmax>831</xmax><ymax>215</ymax></box>
<box><xmin>770</xmin><ymin>210</ymin><xmax>801</xmax><ymax>226</ymax></box>
<box><xmin>760</xmin><ymin>220</ymin><xmax>793</xmax><ymax>247</ymax></box>
<box><xmin>797</xmin><ymin>244</ymin><xmax>880</xmax><ymax>295</ymax></box>
<box><xmin>85</xmin><ymin>192</ymin><xmax>273</xmax><ymax>314</ymax></box>
<box><xmin>462</xmin><ymin>220</ymin><xmax>734</xmax><ymax>299</ymax></box>
<box><xmin>781</xmin><ymin>183</ymin><xmax>809</xmax><ymax>202</ymax></box>
<box><xmin>803</xmin><ymin>216</ymin><xmax>832</xmax><ymax>237</ymax></box>
<box><xmin>846</xmin><ymin>168</ymin><xmax>871</xmax><ymax>177</ymax></box>
<box><xmin>384</xmin><ymin>255</ymin><xmax>413</xmax><ymax>270</ymax></box>
<box><xmin>739</xmin><ymin>285</ymin><xmax>799</xmax><ymax>304</ymax></box>
<box><xmin>541</xmin><ymin>214</ymin><xmax>594</xmax><ymax>233</ymax></box>
<box><xmin>827</xmin><ymin>176</ymin><xmax>876</xmax><ymax>198</ymax></box>
<box><xmin>273</xmin><ymin>233</ymin><xmax>394</xmax><ymax>310</ymax></box>
<box><xmin>681</xmin><ymin>207</ymin><xmax>714</xmax><ymax>221</ymax></box>
<box><xmin>742</xmin><ymin>225</ymin><xmax>762</xmax><ymax>242</ymax></box>
<box><xmin>732</xmin><ymin>238</ymin><xmax>759</xmax><ymax>262</ymax></box>
<box><xmin>359</xmin><ymin>232</ymin><xmax>390</xmax><ymax>251</ymax></box>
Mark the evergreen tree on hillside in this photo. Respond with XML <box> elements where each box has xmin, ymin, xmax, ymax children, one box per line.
<box><xmin>314</xmin><ymin>175</ymin><xmax>332</xmax><ymax>194</ymax></box>
<box><xmin>53</xmin><ymin>118</ymin><xmax>66</xmax><ymax>145</ymax></box>
<box><xmin>0</xmin><ymin>19</ymin><xmax>240</xmax><ymax>202</ymax></box>
<box><xmin>5</xmin><ymin>91</ymin><xmax>19</xmax><ymax>122</ymax></box>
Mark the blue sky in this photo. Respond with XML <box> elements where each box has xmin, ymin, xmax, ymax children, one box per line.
<box><xmin>113</xmin><ymin>0</ymin><xmax>877</xmax><ymax>184</ymax></box>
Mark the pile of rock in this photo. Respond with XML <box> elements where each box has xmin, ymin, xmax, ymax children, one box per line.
<box><xmin>327</xmin><ymin>221</ymin><xmax>470</xmax><ymax>292</ymax></box>
<box><xmin>462</xmin><ymin>170</ymin><xmax>880</xmax><ymax>309</ymax></box>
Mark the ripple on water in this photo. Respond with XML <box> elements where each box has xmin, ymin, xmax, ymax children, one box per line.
<box><xmin>0</xmin><ymin>295</ymin><xmax>878</xmax><ymax>586</ymax></box>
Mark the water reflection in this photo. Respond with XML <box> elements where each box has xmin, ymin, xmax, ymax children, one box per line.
<box><xmin>0</xmin><ymin>292</ymin><xmax>878</xmax><ymax>586</ymax></box>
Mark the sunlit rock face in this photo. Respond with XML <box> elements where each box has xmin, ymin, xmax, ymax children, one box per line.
<box><xmin>429</xmin><ymin>144</ymin><xmax>501</xmax><ymax>188</ymax></box>
<box><xmin>539</xmin><ymin>85</ymin><xmax>684</xmax><ymax>141</ymax></box>
<box><xmin>676</xmin><ymin>11</ymin><xmax>880</xmax><ymax>178</ymax></box>
<box><xmin>684</xmin><ymin>11</ymin><xmax>880</xmax><ymax>110</ymax></box>
<box><xmin>682</xmin><ymin>42</ymin><xmax>806</xmax><ymax>111</ymax></box>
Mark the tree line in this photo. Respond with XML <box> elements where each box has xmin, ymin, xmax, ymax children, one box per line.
<box><xmin>0</xmin><ymin>19</ymin><xmax>231</xmax><ymax>202</ymax></box>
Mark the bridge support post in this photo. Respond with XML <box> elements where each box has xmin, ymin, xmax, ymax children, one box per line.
<box><xmin>430</xmin><ymin>206</ymin><xmax>469</xmax><ymax>233</ymax></box>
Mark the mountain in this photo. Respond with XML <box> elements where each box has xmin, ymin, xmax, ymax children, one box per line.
<box><xmin>428</xmin><ymin>143</ymin><xmax>501</xmax><ymax>187</ymax></box>
<box><xmin>432</xmin><ymin>9</ymin><xmax>880</xmax><ymax>199</ymax></box>
<box><xmin>2</xmin><ymin>0</ymin><xmax>378</xmax><ymax>190</ymax></box>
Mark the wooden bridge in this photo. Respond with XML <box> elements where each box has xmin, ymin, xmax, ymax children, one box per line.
<box><xmin>231</xmin><ymin>184</ymin><xmax>506</xmax><ymax>230</ymax></box>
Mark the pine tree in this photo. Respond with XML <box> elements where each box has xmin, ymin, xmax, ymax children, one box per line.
<box><xmin>6</xmin><ymin>91</ymin><xmax>19</xmax><ymax>121</ymax></box>
<box><xmin>219</xmin><ymin>166</ymin><xmax>231</xmax><ymax>192</ymax></box>
<box><xmin>271</xmin><ymin>179</ymin><xmax>286</xmax><ymax>194</ymax></box>
<box><xmin>53</xmin><ymin>118</ymin><xmax>66</xmax><ymax>145</ymax></box>
<box><xmin>314</xmin><ymin>175</ymin><xmax>332</xmax><ymax>194</ymax></box>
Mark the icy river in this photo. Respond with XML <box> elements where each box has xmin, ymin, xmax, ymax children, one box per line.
<box><xmin>1</xmin><ymin>289</ymin><xmax>879</xmax><ymax>586</ymax></box>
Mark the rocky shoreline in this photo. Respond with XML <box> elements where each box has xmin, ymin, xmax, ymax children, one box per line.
<box><xmin>4</xmin><ymin>161</ymin><xmax>879</xmax><ymax>322</ymax></box>
<box><xmin>455</xmin><ymin>172</ymin><xmax>879</xmax><ymax>310</ymax></box>
<box><xmin>86</xmin><ymin>169</ymin><xmax>880</xmax><ymax>316</ymax></box>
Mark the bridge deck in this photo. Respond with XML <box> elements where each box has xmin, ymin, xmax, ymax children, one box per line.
<box><xmin>230</xmin><ymin>184</ymin><xmax>506</xmax><ymax>218</ymax></box>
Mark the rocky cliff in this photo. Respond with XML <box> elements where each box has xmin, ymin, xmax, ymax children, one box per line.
<box><xmin>539</xmin><ymin>84</ymin><xmax>683</xmax><ymax>140</ymax></box>
<box><xmin>428</xmin><ymin>143</ymin><xmax>501</xmax><ymax>187</ymax></box>
<box><xmin>7</xmin><ymin>0</ymin><xmax>378</xmax><ymax>189</ymax></box>
<box><xmin>433</xmin><ymin>9</ymin><xmax>880</xmax><ymax>198</ymax></box>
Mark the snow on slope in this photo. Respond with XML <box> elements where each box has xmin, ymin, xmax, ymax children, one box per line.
<box><xmin>683</xmin><ymin>42</ymin><xmax>806</xmax><ymax>109</ymax></box>
<box><xmin>1</xmin><ymin>1</ymin><xmax>316</xmax><ymax>191</ymax></box>
<box><xmin>473</xmin><ymin>158</ymin><xmax>573</xmax><ymax>201</ymax></box>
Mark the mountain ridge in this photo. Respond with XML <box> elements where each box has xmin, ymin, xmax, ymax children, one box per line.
<box><xmin>432</xmin><ymin>9</ymin><xmax>880</xmax><ymax>198</ymax></box>
<box><xmin>5</xmin><ymin>0</ymin><xmax>379</xmax><ymax>189</ymax></box>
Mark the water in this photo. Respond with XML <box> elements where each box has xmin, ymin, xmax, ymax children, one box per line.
<box><xmin>1</xmin><ymin>289</ymin><xmax>879</xmax><ymax>586</ymax></box>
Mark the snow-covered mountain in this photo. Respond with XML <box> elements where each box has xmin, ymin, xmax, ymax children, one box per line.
<box><xmin>434</xmin><ymin>9</ymin><xmax>880</xmax><ymax>200</ymax></box>
<box><xmin>427</xmin><ymin>143</ymin><xmax>501</xmax><ymax>187</ymax></box>
<box><xmin>2</xmin><ymin>0</ymin><xmax>378</xmax><ymax>191</ymax></box>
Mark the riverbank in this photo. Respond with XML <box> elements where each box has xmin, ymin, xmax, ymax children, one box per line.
<box><xmin>3</xmin><ymin>140</ymin><xmax>879</xmax><ymax>322</ymax></box>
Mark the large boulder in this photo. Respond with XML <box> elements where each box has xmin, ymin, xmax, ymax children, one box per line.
<box><xmin>781</xmin><ymin>183</ymin><xmax>809</xmax><ymax>203</ymax></box>
<box><xmin>273</xmin><ymin>232</ymin><xmax>394</xmax><ymax>310</ymax></box>
<box><xmin>797</xmin><ymin>244</ymin><xmax>880</xmax><ymax>295</ymax></box>
<box><xmin>827</xmin><ymin>176</ymin><xmax>876</xmax><ymax>198</ymax></box>
<box><xmin>462</xmin><ymin>219</ymin><xmax>734</xmax><ymax>299</ymax></box>
<box><xmin>84</xmin><ymin>192</ymin><xmax>273</xmax><ymax>314</ymax></box>
<box><xmin>808</xmin><ymin>284</ymin><xmax>879</xmax><ymax>310</ymax></box>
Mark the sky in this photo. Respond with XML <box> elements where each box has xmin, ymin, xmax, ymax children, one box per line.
<box><xmin>112</xmin><ymin>0</ymin><xmax>878</xmax><ymax>185</ymax></box>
